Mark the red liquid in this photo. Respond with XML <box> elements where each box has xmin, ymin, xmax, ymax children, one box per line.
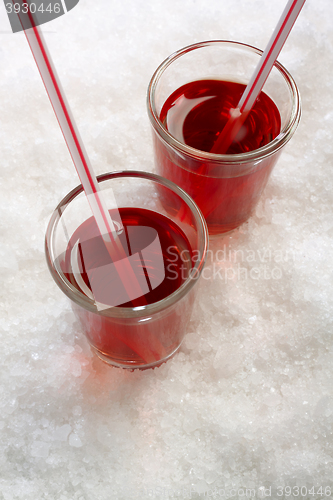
<box><xmin>155</xmin><ymin>79</ymin><xmax>282</xmax><ymax>234</ymax></box>
<box><xmin>63</xmin><ymin>208</ymin><xmax>194</xmax><ymax>367</ymax></box>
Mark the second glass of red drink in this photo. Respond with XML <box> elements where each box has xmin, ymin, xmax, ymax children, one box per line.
<box><xmin>147</xmin><ymin>40</ymin><xmax>301</xmax><ymax>237</ymax></box>
<box><xmin>45</xmin><ymin>171</ymin><xmax>208</xmax><ymax>369</ymax></box>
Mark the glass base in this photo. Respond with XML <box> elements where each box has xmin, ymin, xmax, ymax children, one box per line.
<box><xmin>90</xmin><ymin>342</ymin><xmax>182</xmax><ymax>370</ymax></box>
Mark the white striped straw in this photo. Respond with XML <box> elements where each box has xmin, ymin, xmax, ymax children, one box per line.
<box><xmin>211</xmin><ymin>0</ymin><xmax>306</xmax><ymax>154</ymax></box>
<box><xmin>10</xmin><ymin>0</ymin><xmax>147</xmax><ymax>307</ymax></box>
<box><xmin>23</xmin><ymin>24</ymin><xmax>145</xmax><ymax>302</ymax></box>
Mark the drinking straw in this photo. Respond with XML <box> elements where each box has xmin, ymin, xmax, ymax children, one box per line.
<box><xmin>211</xmin><ymin>0</ymin><xmax>306</xmax><ymax>154</ymax></box>
<box><xmin>22</xmin><ymin>26</ymin><xmax>142</xmax><ymax>294</ymax></box>
<box><xmin>14</xmin><ymin>2</ymin><xmax>166</xmax><ymax>363</ymax></box>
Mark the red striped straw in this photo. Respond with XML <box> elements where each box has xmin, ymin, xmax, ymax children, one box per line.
<box><xmin>211</xmin><ymin>0</ymin><xmax>306</xmax><ymax>154</ymax></box>
<box><xmin>24</xmin><ymin>24</ymin><xmax>147</xmax><ymax>303</ymax></box>
<box><xmin>8</xmin><ymin>0</ymin><xmax>147</xmax><ymax>297</ymax></box>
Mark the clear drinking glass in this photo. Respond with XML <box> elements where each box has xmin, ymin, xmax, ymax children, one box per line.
<box><xmin>147</xmin><ymin>40</ymin><xmax>301</xmax><ymax>237</ymax></box>
<box><xmin>45</xmin><ymin>171</ymin><xmax>208</xmax><ymax>369</ymax></box>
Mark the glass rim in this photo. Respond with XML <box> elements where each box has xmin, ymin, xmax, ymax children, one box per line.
<box><xmin>147</xmin><ymin>39</ymin><xmax>301</xmax><ymax>165</ymax></box>
<box><xmin>45</xmin><ymin>170</ymin><xmax>209</xmax><ymax>318</ymax></box>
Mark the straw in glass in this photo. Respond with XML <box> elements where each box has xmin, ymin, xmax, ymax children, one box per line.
<box><xmin>14</xmin><ymin>2</ymin><xmax>166</xmax><ymax>363</ymax></box>
<box><xmin>211</xmin><ymin>0</ymin><xmax>306</xmax><ymax>154</ymax></box>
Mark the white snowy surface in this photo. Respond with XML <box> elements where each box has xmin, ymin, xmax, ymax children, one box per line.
<box><xmin>0</xmin><ymin>1</ymin><xmax>333</xmax><ymax>499</ymax></box>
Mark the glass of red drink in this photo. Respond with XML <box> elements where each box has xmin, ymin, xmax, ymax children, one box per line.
<box><xmin>45</xmin><ymin>171</ymin><xmax>208</xmax><ymax>369</ymax></box>
<box><xmin>147</xmin><ymin>40</ymin><xmax>301</xmax><ymax>237</ymax></box>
